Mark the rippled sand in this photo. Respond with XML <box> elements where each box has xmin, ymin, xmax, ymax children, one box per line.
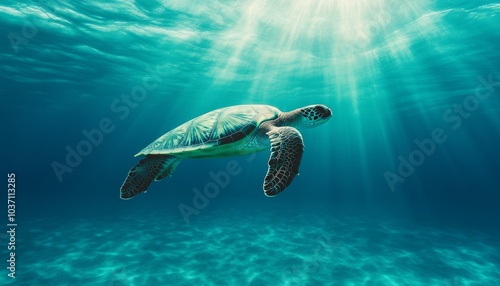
<box><xmin>9</xmin><ymin>210</ymin><xmax>499</xmax><ymax>285</ymax></box>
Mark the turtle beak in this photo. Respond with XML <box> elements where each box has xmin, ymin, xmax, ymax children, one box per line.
<box><xmin>324</xmin><ymin>107</ymin><xmax>332</xmax><ymax>118</ymax></box>
<box><xmin>317</xmin><ymin>105</ymin><xmax>332</xmax><ymax>119</ymax></box>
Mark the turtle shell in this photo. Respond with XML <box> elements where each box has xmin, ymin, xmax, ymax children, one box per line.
<box><xmin>135</xmin><ymin>105</ymin><xmax>280</xmax><ymax>156</ymax></box>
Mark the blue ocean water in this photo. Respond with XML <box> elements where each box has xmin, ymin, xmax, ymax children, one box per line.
<box><xmin>1</xmin><ymin>0</ymin><xmax>500</xmax><ymax>285</ymax></box>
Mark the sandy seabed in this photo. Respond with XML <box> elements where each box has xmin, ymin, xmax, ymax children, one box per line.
<box><xmin>9</xmin><ymin>210</ymin><xmax>500</xmax><ymax>286</ymax></box>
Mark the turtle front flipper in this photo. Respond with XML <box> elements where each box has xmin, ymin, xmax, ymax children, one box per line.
<box><xmin>120</xmin><ymin>155</ymin><xmax>178</xmax><ymax>200</ymax></box>
<box><xmin>263</xmin><ymin>127</ymin><xmax>304</xmax><ymax>197</ymax></box>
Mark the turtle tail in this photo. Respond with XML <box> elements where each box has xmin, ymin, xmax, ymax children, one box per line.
<box><xmin>120</xmin><ymin>155</ymin><xmax>180</xmax><ymax>200</ymax></box>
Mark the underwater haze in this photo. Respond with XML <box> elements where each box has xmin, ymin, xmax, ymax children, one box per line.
<box><xmin>1</xmin><ymin>0</ymin><xmax>500</xmax><ymax>285</ymax></box>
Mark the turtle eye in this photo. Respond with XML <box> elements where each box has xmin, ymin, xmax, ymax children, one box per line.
<box><xmin>314</xmin><ymin>105</ymin><xmax>332</xmax><ymax>118</ymax></box>
<box><xmin>300</xmin><ymin>105</ymin><xmax>331</xmax><ymax>122</ymax></box>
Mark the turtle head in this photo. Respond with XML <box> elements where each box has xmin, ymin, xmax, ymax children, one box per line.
<box><xmin>296</xmin><ymin>104</ymin><xmax>332</xmax><ymax>128</ymax></box>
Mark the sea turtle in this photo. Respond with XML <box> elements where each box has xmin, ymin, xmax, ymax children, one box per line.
<box><xmin>120</xmin><ymin>104</ymin><xmax>332</xmax><ymax>199</ymax></box>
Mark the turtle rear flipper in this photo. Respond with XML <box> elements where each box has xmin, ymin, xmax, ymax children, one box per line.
<box><xmin>120</xmin><ymin>155</ymin><xmax>179</xmax><ymax>200</ymax></box>
<box><xmin>263</xmin><ymin>127</ymin><xmax>304</xmax><ymax>197</ymax></box>
<box><xmin>156</xmin><ymin>158</ymin><xmax>182</xmax><ymax>181</ymax></box>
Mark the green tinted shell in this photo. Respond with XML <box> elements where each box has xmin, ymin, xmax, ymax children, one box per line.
<box><xmin>135</xmin><ymin>105</ymin><xmax>280</xmax><ymax>156</ymax></box>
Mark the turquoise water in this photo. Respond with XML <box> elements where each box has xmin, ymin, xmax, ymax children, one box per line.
<box><xmin>1</xmin><ymin>0</ymin><xmax>500</xmax><ymax>285</ymax></box>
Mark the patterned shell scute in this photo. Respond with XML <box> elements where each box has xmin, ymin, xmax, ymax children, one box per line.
<box><xmin>137</xmin><ymin>105</ymin><xmax>279</xmax><ymax>155</ymax></box>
